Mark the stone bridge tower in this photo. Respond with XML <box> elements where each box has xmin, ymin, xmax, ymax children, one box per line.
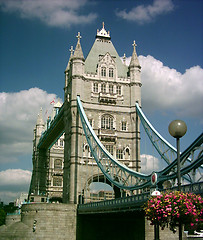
<box><xmin>63</xmin><ymin>23</ymin><xmax>141</xmax><ymax>204</ymax></box>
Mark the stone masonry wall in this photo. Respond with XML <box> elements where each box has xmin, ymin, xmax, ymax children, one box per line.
<box><xmin>0</xmin><ymin>203</ymin><xmax>77</xmax><ymax>240</ymax></box>
<box><xmin>5</xmin><ymin>214</ymin><xmax>21</xmax><ymax>225</ymax></box>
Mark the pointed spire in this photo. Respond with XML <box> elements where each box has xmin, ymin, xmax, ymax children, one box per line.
<box><xmin>73</xmin><ymin>32</ymin><xmax>84</xmax><ymax>60</ymax></box>
<box><xmin>70</xmin><ymin>46</ymin><xmax>74</xmax><ymax>57</ymax></box>
<box><xmin>123</xmin><ymin>53</ymin><xmax>126</xmax><ymax>65</ymax></box>
<box><xmin>36</xmin><ymin>108</ymin><xmax>44</xmax><ymax>126</ymax></box>
<box><xmin>65</xmin><ymin>46</ymin><xmax>74</xmax><ymax>72</ymax></box>
<box><xmin>129</xmin><ymin>40</ymin><xmax>141</xmax><ymax>68</ymax></box>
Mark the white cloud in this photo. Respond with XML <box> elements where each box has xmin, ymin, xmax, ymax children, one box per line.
<box><xmin>124</xmin><ymin>55</ymin><xmax>203</xmax><ymax>118</ymax></box>
<box><xmin>0</xmin><ymin>0</ymin><xmax>97</xmax><ymax>28</ymax></box>
<box><xmin>116</xmin><ymin>0</ymin><xmax>174</xmax><ymax>24</ymax></box>
<box><xmin>140</xmin><ymin>154</ymin><xmax>163</xmax><ymax>174</ymax></box>
<box><xmin>0</xmin><ymin>169</ymin><xmax>31</xmax><ymax>203</ymax></box>
<box><xmin>0</xmin><ymin>169</ymin><xmax>31</xmax><ymax>186</ymax></box>
<box><xmin>0</xmin><ymin>88</ymin><xmax>59</xmax><ymax>163</ymax></box>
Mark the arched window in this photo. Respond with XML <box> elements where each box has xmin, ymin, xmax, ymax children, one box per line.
<box><xmin>84</xmin><ymin>144</ymin><xmax>89</xmax><ymax>157</ymax></box>
<box><xmin>54</xmin><ymin>159</ymin><xmax>62</xmax><ymax>169</ymax></box>
<box><xmin>59</xmin><ymin>139</ymin><xmax>64</xmax><ymax>147</ymax></box>
<box><xmin>101</xmin><ymin>83</ymin><xmax>106</xmax><ymax>93</ymax></box>
<box><xmin>109</xmin><ymin>84</ymin><xmax>114</xmax><ymax>94</ymax></box>
<box><xmin>101</xmin><ymin>115</ymin><xmax>113</xmax><ymax>130</ymax></box>
<box><xmin>53</xmin><ymin>176</ymin><xmax>62</xmax><ymax>186</ymax></box>
<box><xmin>109</xmin><ymin>68</ymin><xmax>114</xmax><ymax>78</ymax></box>
<box><xmin>101</xmin><ymin>67</ymin><xmax>106</xmax><ymax>77</ymax></box>
<box><xmin>116</xmin><ymin>85</ymin><xmax>121</xmax><ymax>95</ymax></box>
<box><xmin>124</xmin><ymin>147</ymin><xmax>130</xmax><ymax>160</ymax></box>
<box><xmin>121</xmin><ymin>121</ymin><xmax>127</xmax><ymax>131</ymax></box>
<box><xmin>93</xmin><ymin>83</ymin><xmax>98</xmax><ymax>92</ymax></box>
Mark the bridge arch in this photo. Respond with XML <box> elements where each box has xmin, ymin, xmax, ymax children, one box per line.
<box><xmin>81</xmin><ymin>174</ymin><xmax>128</xmax><ymax>203</ymax></box>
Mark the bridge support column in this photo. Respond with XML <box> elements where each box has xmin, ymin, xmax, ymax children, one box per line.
<box><xmin>31</xmin><ymin>148</ymin><xmax>48</xmax><ymax>195</ymax></box>
<box><xmin>63</xmin><ymin>100</ymin><xmax>82</xmax><ymax>204</ymax></box>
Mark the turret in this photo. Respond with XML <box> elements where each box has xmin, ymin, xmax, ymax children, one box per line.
<box><xmin>64</xmin><ymin>46</ymin><xmax>74</xmax><ymax>100</ymax></box>
<box><xmin>129</xmin><ymin>41</ymin><xmax>141</xmax><ymax>83</ymax></box>
<box><xmin>129</xmin><ymin>41</ymin><xmax>142</xmax><ymax>106</ymax></box>
<box><xmin>35</xmin><ymin>108</ymin><xmax>45</xmax><ymax>146</ymax></box>
<box><xmin>51</xmin><ymin>101</ymin><xmax>62</xmax><ymax>119</ymax></box>
<box><xmin>69</xmin><ymin>32</ymin><xmax>85</xmax><ymax>99</ymax></box>
<box><xmin>71</xmin><ymin>32</ymin><xmax>85</xmax><ymax>77</ymax></box>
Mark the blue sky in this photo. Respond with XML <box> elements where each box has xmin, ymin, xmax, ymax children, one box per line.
<box><xmin>0</xmin><ymin>0</ymin><xmax>202</xmax><ymax>203</ymax></box>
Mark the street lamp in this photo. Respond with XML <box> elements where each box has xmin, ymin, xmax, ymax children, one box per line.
<box><xmin>168</xmin><ymin>120</ymin><xmax>187</xmax><ymax>191</ymax></box>
<box><xmin>168</xmin><ymin>120</ymin><xmax>187</xmax><ymax>240</ymax></box>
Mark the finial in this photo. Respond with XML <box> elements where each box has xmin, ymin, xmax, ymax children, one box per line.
<box><xmin>129</xmin><ymin>40</ymin><xmax>141</xmax><ymax>68</ymax></box>
<box><xmin>123</xmin><ymin>53</ymin><xmax>126</xmax><ymax>65</ymax></box>
<box><xmin>96</xmin><ymin>23</ymin><xmax>110</xmax><ymax>39</ymax></box>
<box><xmin>132</xmin><ymin>40</ymin><xmax>137</xmax><ymax>51</ymax></box>
<box><xmin>76</xmin><ymin>32</ymin><xmax>81</xmax><ymax>43</ymax></box>
<box><xmin>69</xmin><ymin>46</ymin><xmax>74</xmax><ymax>57</ymax></box>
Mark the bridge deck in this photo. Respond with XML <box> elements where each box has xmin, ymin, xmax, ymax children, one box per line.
<box><xmin>78</xmin><ymin>182</ymin><xmax>203</xmax><ymax>214</ymax></box>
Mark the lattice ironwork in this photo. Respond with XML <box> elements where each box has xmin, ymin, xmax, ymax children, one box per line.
<box><xmin>77</xmin><ymin>96</ymin><xmax>203</xmax><ymax>189</ymax></box>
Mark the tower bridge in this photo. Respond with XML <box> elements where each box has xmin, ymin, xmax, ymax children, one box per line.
<box><xmin>1</xmin><ymin>23</ymin><xmax>202</xmax><ymax>240</ymax></box>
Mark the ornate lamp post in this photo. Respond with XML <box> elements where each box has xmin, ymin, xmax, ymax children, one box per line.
<box><xmin>168</xmin><ymin>120</ymin><xmax>187</xmax><ymax>191</ymax></box>
<box><xmin>168</xmin><ymin>120</ymin><xmax>187</xmax><ymax>240</ymax></box>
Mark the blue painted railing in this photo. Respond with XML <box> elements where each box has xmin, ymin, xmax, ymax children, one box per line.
<box><xmin>78</xmin><ymin>182</ymin><xmax>203</xmax><ymax>213</ymax></box>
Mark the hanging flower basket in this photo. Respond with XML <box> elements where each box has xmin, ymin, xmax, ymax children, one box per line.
<box><xmin>144</xmin><ymin>191</ymin><xmax>203</xmax><ymax>233</ymax></box>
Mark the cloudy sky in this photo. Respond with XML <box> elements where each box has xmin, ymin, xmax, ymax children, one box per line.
<box><xmin>0</xmin><ymin>0</ymin><xmax>202</xmax><ymax>203</ymax></box>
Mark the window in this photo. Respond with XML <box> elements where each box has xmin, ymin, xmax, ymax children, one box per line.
<box><xmin>109</xmin><ymin>84</ymin><xmax>114</xmax><ymax>94</ymax></box>
<box><xmin>88</xmin><ymin>118</ymin><xmax>93</xmax><ymax>127</ymax></box>
<box><xmin>116</xmin><ymin>149</ymin><xmax>123</xmax><ymax>159</ymax></box>
<box><xmin>54</xmin><ymin>159</ymin><xmax>62</xmax><ymax>169</ymax></box>
<box><xmin>109</xmin><ymin>68</ymin><xmax>114</xmax><ymax>78</ymax></box>
<box><xmin>84</xmin><ymin>145</ymin><xmax>89</xmax><ymax>157</ymax></box>
<box><xmin>60</xmin><ymin>139</ymin><xmax>64</xmax><ymax>147</ymax></box>
<box><xmin>116</xmin><ymin>85</ymin><xmax>121</xmax><ymax>95</ymax></box>
<box><xmin>104</xmin><ymin>145</ymin><xmax>113</xmax><ymax>156</ymax></box>
<box><xmin>93</xmin><ymin>83</ymin><xmax>98</xmax><ymax>92</ymax></box>
<box><xmin>121</xmin><ymin>121</ymin><xmax>127</xmax><ymax>131</ymax></box>
<box><xmin>101</xmin><ymin>115</ymin><xmax>113</xmax><ymax>130</ymax></box>
<box><xmin>124</xmin><ymin>147</ymin><xmax>130</xmax><ymax>160</ymax></box>
<box><xmin>101</xmin><ymin>67</ymin><xmax>106</xmax><ymax>77</ymax></box>
<box><xmin>53</xmin><ymin>176</ymin><xmax>62</xmax><ymax>186</ymax></box>
<box><xmin>101</xmin><ymin>83</ymin><xmax>106</xmax><ymax>93</ymax></box>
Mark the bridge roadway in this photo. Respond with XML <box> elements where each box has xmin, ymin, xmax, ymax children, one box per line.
<box><xmin>78</xmin><ymin>182</ymin><xmax>203</xmax><ymax>214</ymax></box>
